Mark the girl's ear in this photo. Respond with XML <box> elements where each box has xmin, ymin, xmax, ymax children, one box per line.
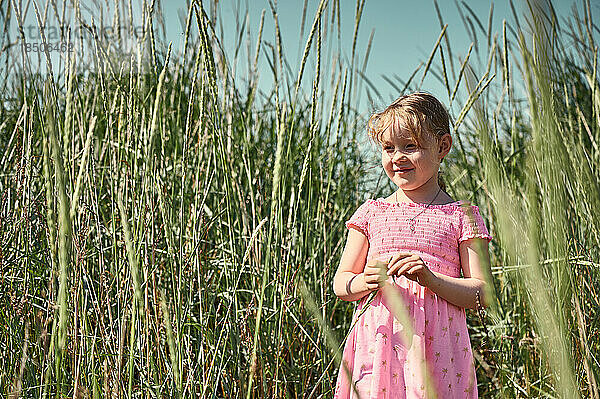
<box><xmin>438</xmin><ymin>133</ymin><xmax>452</xmax><ymax>160</ymax></box>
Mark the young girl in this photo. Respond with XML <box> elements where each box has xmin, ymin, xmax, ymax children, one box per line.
<box><xmin>332</xmin><ymin>92</ymin><xmax>492</xmax><ymax>399</ymax></box>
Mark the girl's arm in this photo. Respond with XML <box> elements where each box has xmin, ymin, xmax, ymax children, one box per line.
<box><xmin>333</xmin><ymin>228</ymin><xmax>386</xmax><ymax>301</ymax></box>
<box><xmin>423</xmin><ymin>237</ymin><xmax>492</xmax><ymax>309</ymax></box>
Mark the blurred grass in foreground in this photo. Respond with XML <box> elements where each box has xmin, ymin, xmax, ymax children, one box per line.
<box><xmin>0</xmin><ymin>0</ymin><xmax>599</xmax><ymax>397</ymax></box>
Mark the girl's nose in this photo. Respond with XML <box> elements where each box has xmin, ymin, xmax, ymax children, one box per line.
<box><xmin>392</xmin><ymin>150</ymin><xmax>407</xmax><ymax>162</ymax></box>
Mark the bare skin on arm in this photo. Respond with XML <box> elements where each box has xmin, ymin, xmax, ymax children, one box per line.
<box><xmin>458</xmin><ymin>237</ymin><xmax>492</xmax><ymax>308</ymax></box>
<box><xmin>421</xmin><ymin>237</ymin><xmax>491</xmax><ymax>310</ymax></box>
<box><xmin>332</xmin><ymin>227</ymin><xmax>388</xmax><ymax>302</ymax></box>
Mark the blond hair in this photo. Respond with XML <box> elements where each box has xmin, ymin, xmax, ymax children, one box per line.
<box><xmin>367</xmin><ymin>92</ymin><xmax>450</xmax><ymax>147</ymax></box>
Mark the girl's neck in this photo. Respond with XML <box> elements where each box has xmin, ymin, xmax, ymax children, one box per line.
<box><xmin>395</xmin><ymin>182</ymin><xmax>450</xmax><ymax>205</ymax></box>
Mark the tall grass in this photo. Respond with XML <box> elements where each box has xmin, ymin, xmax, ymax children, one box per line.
<box><xmin>0</xmin><ymin>0</ymin><xmax>599</xmax><ymax>397</ymax></box>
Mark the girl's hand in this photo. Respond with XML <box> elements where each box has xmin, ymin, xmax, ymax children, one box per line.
<box><xmin>386</xmin><ymin>252</ymin><xmax>435</xmax><ymax>287</ymax></box>
<box><xmin>363</xmin><ymin>258</ymin><xmax>389</xmax><ymax>290</ymax></box>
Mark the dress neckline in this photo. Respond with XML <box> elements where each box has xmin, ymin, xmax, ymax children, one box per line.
<box><xmin>371</xmin><ymin>198</ymin><xmax>467</xmax><ymax>208</ymax></box>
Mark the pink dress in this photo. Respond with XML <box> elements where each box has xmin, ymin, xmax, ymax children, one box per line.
<box><xmin>334</xmin><ymin>198</ymin><xmax>492</xmax><ymax>399</ymax></box>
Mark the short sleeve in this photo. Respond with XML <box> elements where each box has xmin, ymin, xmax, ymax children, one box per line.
<box><xmin>345</xmin><ymin>201</ymin><xmax>371</xmax><ymax>239</ymax></box>
<box><xmin>458</xmin><ymin>204</ymin><xmax>492</xmax><ymax>244</ymax></box>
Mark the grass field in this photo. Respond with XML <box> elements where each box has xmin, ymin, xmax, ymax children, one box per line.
<box><xmin>1</xmin><ymin>0</ymin><xmax>599</xmax><ymax>397</ymax></box>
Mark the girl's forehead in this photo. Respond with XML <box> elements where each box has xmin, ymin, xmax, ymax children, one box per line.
<box><xmin>382</xmin><ymin>117</ymin><xmax>418</xmax><ymax>140</ymax></box>
<box><xmin>381</xmin><ymin>127</ymin><xmax>414</xmax><ymax>142</ymax></box>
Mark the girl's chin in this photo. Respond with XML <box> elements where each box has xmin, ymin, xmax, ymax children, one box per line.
<box><xmin>392</xmin><ymin>174</ymin><xmax>413</xmax><ymax>182</ymax></box>
<box><xmin>392</xmin><ymin>177</ymin><xmax>423</xmax><ymax>189</ymax></box>
<box><xmin>393</xmin><ymin>181</ymin><xmax>415</xmax><ymax>190</ymax></box>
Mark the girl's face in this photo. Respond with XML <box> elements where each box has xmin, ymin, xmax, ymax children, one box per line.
<box><xmin>380</xmin><ymin>123</ymin><xmax>450</xmax><ymax>193</ymax></box>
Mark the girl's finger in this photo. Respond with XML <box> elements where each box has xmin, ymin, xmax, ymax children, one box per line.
<box><xmin>397</xmin><ymin>260</ymin><xmax>421</xmax><ymax>276</ymax></box>
<box><xmin>388</xmin><ymin>254</ymin><xmax>415</xmax><ymax>274</ymax></box>
<box><xmin>387</xmin><ymin>258</ymin><xmax>407</xmax><ymax>275</ymax></box>
<box><xmin>407</xmin><ymin>264</ymin><xmax>423</xmax><ymax>275</ymax></box>
<box><xmin>367</xmin><ymin>270</ymin><xmax>387</xmax><ymax>283</ymax></box>
<box><xmin>366</xmin><ymin>264</ymin><xmax>386</xmax><ymax>276</ymax></box>
<box><xmin>388</xmin><ymin>252</ymin><xmax>411</xmax><ymax>266</ymax></box>
<box><xmin>395</xmin><ymin>255</ymin><xmax>420</xmax><ymax>269</ymax></box>
<box><xmin>365</xmin><ymin>264</ymin><xmax>384</xmax><ymax>276</ymax></box>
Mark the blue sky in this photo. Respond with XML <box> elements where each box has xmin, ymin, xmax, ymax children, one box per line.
<box><xmin>157</xmin><ymin>0</ymin><xmax>579</xmax><ymax>110</ymax></box>
<box><xmin>6</xmin><ymin>0</ymin><xmax>586</xmax><ymax>114</ymax></box>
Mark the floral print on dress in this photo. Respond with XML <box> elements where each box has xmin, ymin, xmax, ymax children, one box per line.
<box><xmin>335</xmin><ymin>198</ymin><xmax>493</xmax><ymax>399</ymax></box>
